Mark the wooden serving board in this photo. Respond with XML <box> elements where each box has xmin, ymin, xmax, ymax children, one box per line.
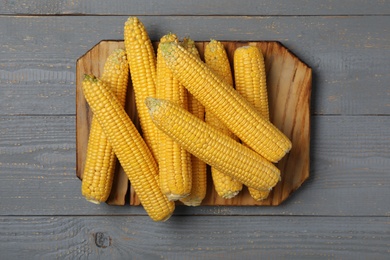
<box><xmin>76</xmin><ymin>40</ymin><xmax>312</xmax><ymax>206</ymax></box>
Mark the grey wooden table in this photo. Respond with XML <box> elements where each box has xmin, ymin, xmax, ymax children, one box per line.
<box><xmin>1</xmin><ymin>1</ymin><xmax>389</xmax><ymax>259</ymax></box>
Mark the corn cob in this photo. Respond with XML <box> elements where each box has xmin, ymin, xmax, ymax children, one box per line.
<box><xmin>179</xmin><ymin>38</ymin><xmax>207</xmax><ymax>206</ymax></box>
<box><xmin>156</xmin><ymin>33</ymin><xmax>192</xmax><ymax>200</ymax></box>
<box><xmin>81</xmin><ymin>48</ymin><xmax>128</xmax><ymax>204</ymax></box>
<box><xmin>82</xmin><ymin>75</ymin><xmax>175</xmax><ymax>222</ymax></box>
<box><xmin>124</xmin><ymin>16</ymin><xmax>159</xmax><ymax>160</ymax></box>
<box><xmin>160</xmin><ymin>42</ymin><xmax>291</xmax><ymax>163</ymax></box>
<box><xmin>179</xmin><ymin>94</ymin><xmax>208</xmax><ymax>206</ymax></box>
<box><xmin>146</xmin><ymin>97</ymin><xmax>281</xmax><ymax>191</ymax></box>
<box><xmin>204</xmin><ymin>40</ymin><xmax>242</xmax><ymax>199</ymax></box>
<box><xmin>234</xmin><ymin>46</ymin><xmax>269</xmax><ymax>118</ymax></box>
<box><xmin>234</xmin><ymin>45</ymin><xmax>271</xmax><ymax>201</ymax></box>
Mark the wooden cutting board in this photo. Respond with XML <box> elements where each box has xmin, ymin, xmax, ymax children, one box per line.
<box><xmin>76</xmin><ymin>40</ymin><xmax>312</xmax><ymax>206</ymax></box>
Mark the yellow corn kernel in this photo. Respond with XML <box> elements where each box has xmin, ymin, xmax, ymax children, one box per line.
<box><xmin>179</xmin><ymin>38</ymin><xmax>208</xmax><ymax>206</ymax></box>
<box><xmin>146</xmin><ymin>97</ymin><xmax>281</xmax><ymax>191</ymax></box>
<box><xmin>124</xmin><ymin>16</ymin><xmax>159</xmax><ymax>160</ymax></box>
<box><xmin>81</xmin><ymin>48</ymin><xmax>128</xmax><ymax>204</ymax></box>
<box><xmin>234</xmin><ymin>45</ymin><xmax>272</xmax><ymax>201</ymax></box>
<box><xmin>204</xmin><ymin>40</ymin><xmax>242</xmax><ymax>199</ymax></box>
<box><xmin>159</xmin><ymin>42</ymin><xmax>291</xmax><ymax>163</ymax></box>
<box><xmin>156</xmin><ymin>33</ymin><xmax>192</xmax><ymax>200</ymax></box>
<box><xmin>82</xmin><ymin>75</ymin><xmax>175</xmax><ymax>222</ymax></box>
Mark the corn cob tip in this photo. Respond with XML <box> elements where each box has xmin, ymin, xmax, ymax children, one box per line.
<box><xmin>159</xmin><ymin>41</ymin><xmax>175</xmax><ymax>54</ymax></box>
<box><xmin>125</xmin><ymin>16</ymin><xmax>139</xmax><ymax>25</ymax></box>
<box><xmin>222</xmin><ymin>190</ymin><xmax>240</xmax><ymax>199</ymax></box>
<box><xmin>237</xmin><ymin>45</ymin><xmax>251</xmax><ymax>49</ymax></box>
<box><xmin>181</xmin><ymin>200</ymin><xmax>202</xmax><ymax>207</ymax></box>
<box><xmin>159</xmin><ymin>42</ymin><xmax>187</xmax><ymax>67</ymax></box>
<box><xmin>181</xmin><ymin>37</ymin><xmax>198</xmax><ymax>52</ymax></box>
<box><xmin>182</xmin><ymin>37</ymin><xmax>195</xmax><ymax>44</ymax></box>
<box><xmin>146</xmin><ymin>97</ymin><xmax>170</xmax><ymax>127</ymax></box>
<box><xmin>167</xmin><ymin>194</ymin><xmax>189</xmax><ymax>201</ymax></box>
<box><xmin>159</xmin><ymin>33</ymin><xmax>179</xmax><ymax>44</ymax></box>
<box><xmin>145</xmin><ymin>97</ymin><xmax>161</xmax><ymax>113</ymax></box>
<box><xmin>109</xmin><ymin>48</ymin><xmax>127</xmax><ymax>63</ymax></box>
<box><xmin>83</xmin><ymin>74</ymin><xmax>97</xmax><ymax>82</ymax></box>
<box><xmin>146</xmin><ymin>97</ymin><xmax>168</xmax><ymax>125</ymax></box>
<box><xmin>85</xmin><ymin>198</ymin><xmax>101</xmax><ymax>205</ymax></box>
<box><xmin>164</xmin><ymin>32</ymin><xmax>175</xmax><ymax>37</ymax></box>
<box><xmin>236</xmin><ymin>45</ymin><xmax>256</xmax><ymax>51</ymax></box>
<box><xmin>207</xmin><ymin>39</ymin><xmax>219</xmax><ymax>48</ymax></box>
<box><xmin>160</xmin><ymin>213</ymin><xmax>173</xmax><ymax>222</ymax></box>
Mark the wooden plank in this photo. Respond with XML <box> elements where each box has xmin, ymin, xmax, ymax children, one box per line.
<box><xmin>0</xmin><ymin>16</ymin><xmax>389</xmax><ymax>116</ymax></box>
<box><xmin>0</xmin><ymin>216</ymin><xmax>388</xmax><ymax>259</ymax></box>
<box><xmin>1</xmin><ymin>115</ymin><xmax>389</xmax><ymax>216</ymax></box>
<box><xmin>76</xmin><ymin>40</ymin><xmax>312</xmax><ymax>206</ymax></box>
<box><xmin>1</xmin><ymin>0</ymin><xmax>389</xmax><ymax>15</ymax></box>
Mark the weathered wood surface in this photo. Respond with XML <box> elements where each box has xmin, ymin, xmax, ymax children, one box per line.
<box><xmin>1</xmin><ymin>115</ymin><xmax>388</xmax><ymax>216</ymax></box>
<box><xmin>0</xmin><ymin>2</ymin><xmax>389</xmax><ymax>258</ymax></box>
<box><xmin>1</xmin><ymin>0</ymin><xmax>389</xmax><ymax>15</ymax></box>
<box><xmin>0</xmin><ymin>216</ymin><xmax>388</xmax><ymax>259</ymax></box>
<box><xmin>0</xmin><ymin>16</ymin><xmax>389</xmax><ymax>116</ymax></box>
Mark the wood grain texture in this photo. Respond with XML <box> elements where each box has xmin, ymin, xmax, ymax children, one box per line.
<box><xmin>1</xmin><ymin>0</ymin><xmax>389</xmax><ymax>15</ymax></box>
<box><xmin>0</xmin><ymin>16</ymin><xmax>389</xmax><ymax>115</ymax></box>
<box><xmin>1</xmin><ymin>115</ymin><xmax>389</xmax><ymax>216</ymax></box>
<box><xmin>0</xmin><ymin>216</ymin><xmax>388</xmax><ymax>259</ymax></box>
<box><xmin>76</xmin><ymin>40</ymin><xmax>311</xmax><ymax>206</ymax></box>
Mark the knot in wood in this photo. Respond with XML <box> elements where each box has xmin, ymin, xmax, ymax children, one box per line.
<box><xmin>95</xmin><ymin>232</ymin><xmax>111</xmax><ymax>248</ymax></box>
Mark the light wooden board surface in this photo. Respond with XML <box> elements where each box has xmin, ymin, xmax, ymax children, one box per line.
<box><xmin>0</xmin><ymin>1</ymin><xmax>389</xmax><ymax>258</ymax></box>
<box><xmin>75</xmin><ymin>40</ymin><xmax>311</xmax><ymax>206</ymax></box>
